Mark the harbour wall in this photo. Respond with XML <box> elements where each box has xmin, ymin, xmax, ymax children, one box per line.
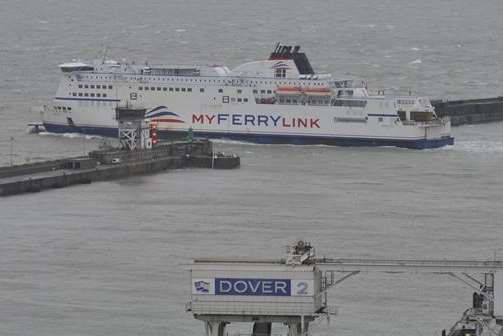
<box><xmin>432</xmin><ymin>97</ymin><xmax>503</xmax><ymax>126</ymax></box>
<box><xmin>0</xmin><ymin>140</ymin><xmax>240</xmax><ymax>197</ymax></box>
<box><xmin>0</xmin><ymin>157</ymin><xmax>184</xmax><ymax>196</ymax></box>
<box><xmin>0</xmin><ymin>158</ymin><xmax>76</xmax><ymax>179</ymax></box>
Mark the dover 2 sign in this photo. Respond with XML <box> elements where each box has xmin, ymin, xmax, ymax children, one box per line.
<box><xmin>192</xmin><ymin>278</ymin><xmax>314</xmax><ymax>296</ymax></box>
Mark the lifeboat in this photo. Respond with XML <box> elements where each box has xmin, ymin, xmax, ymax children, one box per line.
<box><xmin>276</xmin><ymin>86</ymin><xmax>302</xmax><ymax>94</ymax></box>
<box><xmin>276</xmin><ymin>86</ymin><xmax>332</xmax><ymax>96</ymax></box>
<box><xmin>302</xmin><ymin>87</ymin><xmax>332</xmax><ymax>96</ymax></box>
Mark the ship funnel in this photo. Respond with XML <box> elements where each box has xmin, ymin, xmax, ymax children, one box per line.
<box><xmin>274</xmin><ymin>42</ymin><xmax>280</xmax><ymax>53</ymax></box>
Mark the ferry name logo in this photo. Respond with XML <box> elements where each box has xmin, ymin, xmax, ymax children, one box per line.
<box><xmin>215</xmin><ymin>278</ymin><xmax>291</xmax><ymax>296</ymax></box>
<box><xmin>192</xmin><ymin>114</ymin><xmax>320</xmax><ymax>128</ymax></box>
<box><xmin>194</xmin><ymin>280</ymin><xmax>210</xmax><ymax>293</ymax></box>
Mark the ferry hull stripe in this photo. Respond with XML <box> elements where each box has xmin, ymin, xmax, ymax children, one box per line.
<box><xmin>154</xmin><ymin>118</ymin><xmax>185</xmax><ymax>123</ymax></box>
<box><xmin>55</xmin><ymin>97</ymin><xmax>121</xmax><ymax>102</ymax></box>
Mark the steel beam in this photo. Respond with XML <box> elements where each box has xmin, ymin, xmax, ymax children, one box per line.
<box><xmin>315</xmin><ymin>258</ymin><xmax>503</xmax><ymax>273</ymax></box>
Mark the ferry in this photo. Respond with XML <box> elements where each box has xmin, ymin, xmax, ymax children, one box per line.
<box><xmin>43</xmin><ymin>43</ymin><xmax>454</xmax><ymax>149</ymax></box>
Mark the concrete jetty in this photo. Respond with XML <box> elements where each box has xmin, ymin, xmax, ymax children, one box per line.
<box><xmin>0</xmin><ymin>140</ymin><xmax>240</xmax><ymax>197</ymax></box>
<box><xmin>432</xmin><ymin>97</ymin><xmax>503</xmax><ymax>126</ymax></box>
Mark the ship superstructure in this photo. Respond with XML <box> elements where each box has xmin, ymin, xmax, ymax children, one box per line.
<box><xmin>43</xmin><ymin>44</ymin><xmax>454</xmax><ymax>149</ymax></box>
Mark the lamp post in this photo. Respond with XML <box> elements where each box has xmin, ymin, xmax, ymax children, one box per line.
<box><xmin>9</xmin><ymin>136</ymin><xmax>14</xmax><ymax>167</ymax></box>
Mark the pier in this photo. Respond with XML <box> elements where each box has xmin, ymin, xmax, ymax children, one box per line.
<box><xmin>0</xmin><ymin>106</ymin><xmax>239</xmax><ymax>197</ymax></box>
<box><xmin>432</xmin><ymin>97</ymin><xmax>503</xmax><ymax>126</ymax></box>
<box><xmin>0</xmin><ymin>140</ymin><xmax>239</xmax><ymax>197</ymax></box>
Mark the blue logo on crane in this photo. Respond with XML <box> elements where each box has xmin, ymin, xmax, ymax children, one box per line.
<box><xmin>194</xmin><ymin>280</ymin><xmax>210</xmax><ymax>293</ymax></box>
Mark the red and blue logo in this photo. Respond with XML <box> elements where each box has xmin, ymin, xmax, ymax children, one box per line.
<box><xmin>271</xmin><ymin>61</ymin><xmax>290</xmax><ymax>69</ymax></box>
<box><xmin>146</xmin><ymin>106</ymin><xmax>185</xmax><ymax>123</ymax></box>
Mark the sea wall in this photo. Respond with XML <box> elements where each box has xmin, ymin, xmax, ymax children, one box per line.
<box><xmin>432</xmin><ymin>97</ymin><xmax>503</xmax><ymax>126</ymax></box>
<box><xmin>0</xmin><ymin>140</ymin><xmax>239</xmax><ymax>197</ymax></box>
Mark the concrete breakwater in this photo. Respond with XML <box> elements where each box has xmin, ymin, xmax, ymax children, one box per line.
<box><xmin>0</xmin><ymin>140</ymin><xmax>240</xmax><ymax>197</ymax></box>
<box><xmin>432</xmin><ymin>97</ymin><xmax>503</xmax><ymax>126</ymax></box>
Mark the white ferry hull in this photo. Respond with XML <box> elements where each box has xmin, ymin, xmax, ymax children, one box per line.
<box><xmin>43</xmin><ymin>95</ymin><xmax>454</xmax><ymax>149</ymax></box>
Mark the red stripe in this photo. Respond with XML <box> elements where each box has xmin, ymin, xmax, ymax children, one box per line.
<box><xmin>155</xmin><ymin>118</ymin><xmax>185</xmax><ymax>123</ymax></box>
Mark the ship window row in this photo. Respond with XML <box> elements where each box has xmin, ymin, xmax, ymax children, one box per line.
<box><xmin>76</xmin><ymin>101</ymin><xmax>115</xmax><ymax>106</ymax></box>
<box><xmin>137</xmin><ymin>86</ymin><xmax>193</xmax><ymax>93</ymax></box>
<box><xmin>81</xmin><ymin>75</ymin><xmax>325</xmax><ymax>88</ymax></box>
<box><xmin>332</xmin><ymin>99</ymin><xmax>367</xmax><ymax>108</ymax></box>
<box><xmin>218</xmin><ymin>88</ymin><xmax>243</xmax><ymax>94</ymax></box>
<box><xmin>253</xmin><ymin>89</ymin><xmax>273</xmax><ymax>94</ymax></box>
<box><xmin>72</xmin><ymin>92</ymin><xmax>108</xmax><ymax>98</ymax></box>
<box><xmin>277</xmin><ymin>97</ymin><xmax>331</xmax><ymax>105</ymax></box>
<box><xmin>397</xmin><ymin>99</ymin><xmax>415</xmax><ymax>105</ymax></box>
<box><xmin>222</xmin><ymin>96</ymin><xmax>248</xmax><ymax>103</ymax></box>
<box><xmin>78</xmin><ymin>84</ymin><xmax>113</xmax><ymax>90</ymax></box>
<box><xmin>54</xmin><ymin>106</ymin><xmax>72</xmax><ymax>111</ymax></box>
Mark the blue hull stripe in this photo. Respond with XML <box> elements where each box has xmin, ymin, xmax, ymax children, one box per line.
<box><xmin>55</xmin><ymin>97</ymin><xmax>121</xmax><ymax>102</ymax></box>
<box><xmin>42</xmin><ymin>123</ymin><xmax>454</xmax><ymax>149</ymax></box>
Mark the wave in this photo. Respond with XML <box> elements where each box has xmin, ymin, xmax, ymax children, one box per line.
<box><xmin>453</xmin><ymin>140</ymin><xmax>503</xmax><ymax>154</ymax></box>
<box><xmin>209</xmin><ymin>138</ymin><xmax>261</xmax><ymax>146</ymax></box>
<box><xmin>408</xmin><ymin>59</ymin><xmax>422</xmax><ymax>65</ymax></box>
<box><xmin>38</xmin><ymin>132</ymin><xmax>102</xmax><ymax>140</ymax></box>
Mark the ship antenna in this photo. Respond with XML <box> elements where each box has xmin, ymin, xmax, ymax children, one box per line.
<box><xmin>102</xmin><ymin>46</ymin><xmax>108</xmax><ymax>64</ymax></box>
<box><xmin>99</xmin><ymin>41</ymin><xmax>108</xmax><ymax>64</ymax></box>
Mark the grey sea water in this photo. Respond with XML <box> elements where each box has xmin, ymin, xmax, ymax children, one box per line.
<box><xmin>1</xmin><ymin>1</ymin><xmax>503</xmax><ymax>335</ymax></box>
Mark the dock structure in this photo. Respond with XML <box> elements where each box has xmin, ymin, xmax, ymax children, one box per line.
<box><xmin>187</xmin><ymin>241</ymin><xmax>503</xmax><ymax>336</ymax></box>
<box><xmin>0</xmin><ymin>106</ymin><xmax>239</xmax><ymax>197</ymax></box>
<box><xmin>0</xmin><ymin>140</ymin><xmax>239</xmax><ymax>197</ymax></box>
<box><xmin>433</xmin><ymin>97</ymin><xmax>503</xmax><ymax>126</ymax></box>
<box><xmin>188</xmin><ymin>242</ymin><xmax>324</xmax><ymax>336</ymax></box>
<box><xmin>116</xmin><ymin>105</ymin><xmax>152</xmax><ymax>150</ymax></box>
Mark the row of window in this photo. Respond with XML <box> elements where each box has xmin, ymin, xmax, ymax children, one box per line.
<box><xmin>253</xmin><ymin>89</ymin><xmax>273</xmax><ymax>94</ymax></box>
<box><xmin>75</xmin><ymin>101</ymin><xmax>115</xmax><ymax>106</ymax></box>
<box><xmin>276</xmin><ymin>97</ymin><xmax>367</xmax><ymax>107</ymax></box>
<box><xmin>397</xmin><ymin>99</ymin><xmax>415</xmax><ymax>105</ymax></box>
<box><xmin>71</xmin><ymin>92</ymin><xmax>108</xmax><ymax>98</ymax></box>
<box><xmin>278</xmin><ymin>97</ymin><xmax>331</xmax><ymax>106</ymax></box>
<box><xmin>78</xmin><ymin>84</ymin><xmax>113</xmax><ymax>90</ymax></box>
<box><xmin>218</xmin><ymin>88</ymin><xmax>243</xmax><ymax>94</ymax></box>
<box><xmin>332</xmin><ymin>99</ymin><xmax>367</xmax><ymax>108</ymax></box>
<box><xmin>137</xmin><ymin>86</ymin><xmax>246</xmax><ymax>95</ymax></box>
<box><xmin>81</xmin><ymin>74</ymin><xmax>326</xmax><ymax>87</ymax></box>
<box><xmin>336</xmin><ymin>90</ymin><xmax>354</xmax><ymax>97</ymax></box>
<box><xmin>139</xmin><ymin>86</ymin><xmax>195</xmax><ymax>92</ymax></box>
<box><xmin>83</xmin><ymin>75</ymin><xmax>327</xmax><ymax>86</ymax></box>
<box><xmin>222</xmin><ymin>96</ymin><xmax>249</xmax><ymax>103</ymax></box>
<box><xmin>275</xmin><ymin>68</ymin><xmax>287</xmax><ymax>78</ymax></box>
<box><xmin>54</xmin><ymin>106</ymin><xmax>72</xmax><ymax>111</ymax></box>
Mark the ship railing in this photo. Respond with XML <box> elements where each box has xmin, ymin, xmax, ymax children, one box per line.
<box><xmin>402</xmin><ymin>119</ymin><xmax>447</xmax><ymax>127</ymax></box>
<box><xmin>330</xmin><ymin>79</ymin><xmax>366</xmax><ymax>89</ymax></box>
<box><xmin>369</xmin><ymin>88</ymin><xmax>418</xmax><ymax>97</ymax></box>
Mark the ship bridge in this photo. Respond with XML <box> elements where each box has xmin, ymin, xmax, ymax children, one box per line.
<box><xmin>187</xmin><ymin>241</ymin><xmax>503</xmax><ymax>336</ymax></box>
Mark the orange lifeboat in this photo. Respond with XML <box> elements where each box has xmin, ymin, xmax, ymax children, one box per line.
<box><xmin>276</xmin><ymin>86</ymin><xmax>302</xmax><ymax>94</ymax></box>
<box><xmin>302</xmin><ymin>86</ymin><xmax>332</xmax><ymax>96</ymax></box>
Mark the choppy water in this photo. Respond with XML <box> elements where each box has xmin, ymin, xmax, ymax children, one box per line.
<box><xmin>1</xmin><ymin>1</ymin><xmax>503</xmax><ymax>335</ymax></box>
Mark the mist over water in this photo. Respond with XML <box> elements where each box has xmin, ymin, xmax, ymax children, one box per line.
<box><xmin>1</xmin><ymin>1</ymin><xmax>503</xmax><ymax>335</ymax></box>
